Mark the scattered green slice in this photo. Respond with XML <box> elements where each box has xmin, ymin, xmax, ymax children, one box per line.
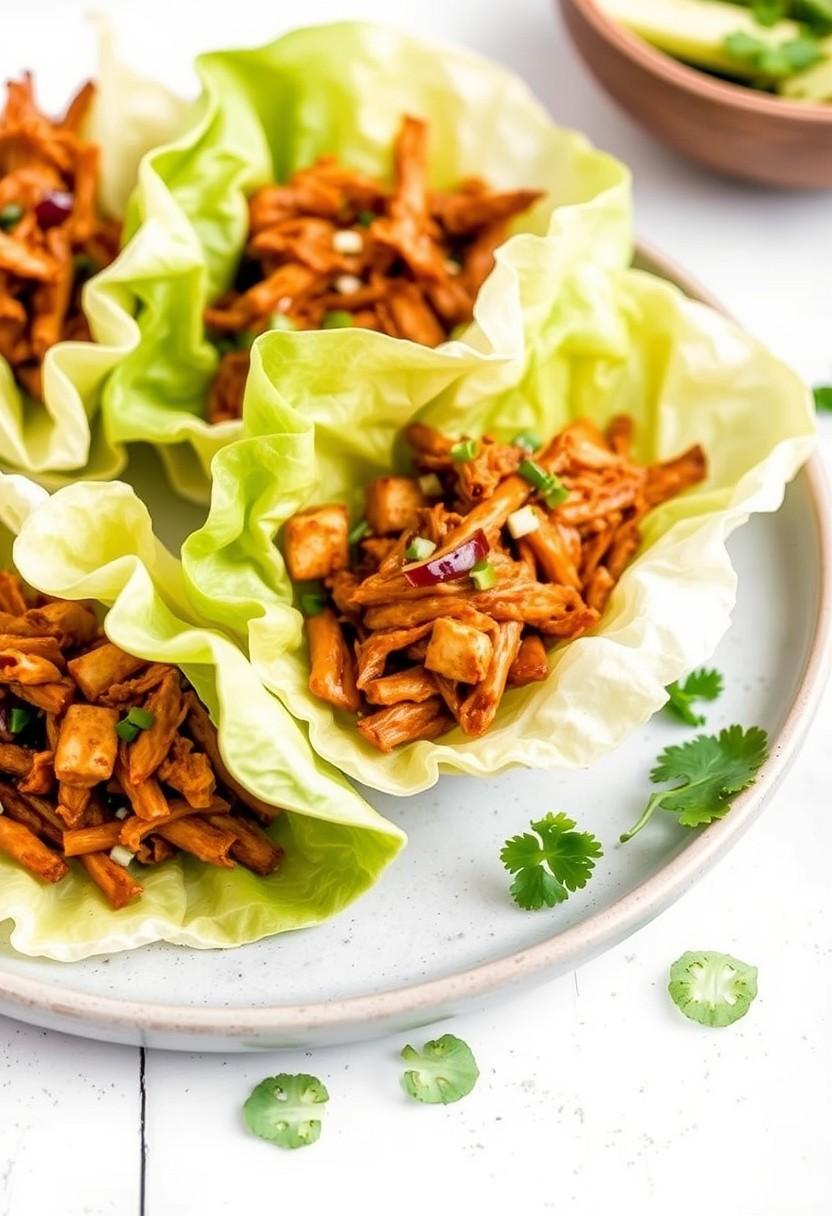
<box><xmin>668</xmin><ymin>950</ymin><xmax>758</xmax><ymax>1027</ymax></box>
<box><xmin>322</xmin><ymin>309</ymin><xmax>354</xmax><ymax>329</ymax></box>
<box><xmin>8</xmin><ymin>707</ymin><xmax>32</xmax><ymax>735</ymax></box>
<box><xmin>518</xmin><ymin>459</ymin><xmax>569</xmax><ymax>508</ymax></box>
<box><xmin>401</xmin><ymin>1034</ymin><xmax>479</xmax><ymax>1104</ymax></box>
<box><xmin>269</xmin><ymin>312</ymin><xmax>297</xmax><ymax>331</ymax></box>
<box><xmin>664</xmin><ymin>667</ymin><xmax>724</xmax><ymax>726</ymax></box>
<box><xmin>0</xmin><ymin>202</ymin><xmax>23</xmax><ymax>231</ymax></box>
<box><xmin>620</xmin><ymin>725</ymin><xmax>768</xmax><ymax>843</ymax></box>
<box><xmin>451</xmin><ymin>439</ymin><xmax>478</xmax><ymax>462</ymax></box>
<box><xmin>500</xmin><ymin>812</ymin><xmax>603</xmax><ymax>910</ymax></box>
<box><xmin>406</xmin><ymin>537</ymin><xmax>437</xmax><ymax>561</ymax></box>
<box><xmin>300</xmin><ymin>591</ymin><xmax>326</xmax><ymax>616</ymax></box>
<box><xmin>348</xmin><ymin>518</ymin><xmax>371</xmax><ymax>545</ymax></box>
<box><xmin>813</xmin><ymin>386</ymin><xmax>832</xmax><ymax>410</ymax></box>
<box><xmin>470</xmin><ymin>558</ymin><xmax>497</xmax><ymax>590</ymax></box>
<box><xmin>243</xmin><ymin>1073</ymin><xmax>329</xmax><ymax>1149</ymax></box>
<box><xmin>126</xmin><ymin>706</ymin><xmax>155</xmax><ymax>730</ymax></box>
<box><xmin>512</xmin><ymin>430</ymin><xmax>542</xmax><ymax>452</ymax></box>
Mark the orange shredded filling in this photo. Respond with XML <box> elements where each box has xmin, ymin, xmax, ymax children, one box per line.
<box><xmin>0</xmin><ymin>574</ymin><xmax>283</xmax><ymax>908</ymax></box>
<box><xmin>284</xmin><ymin>416</ymin><xmax>708</xmax><ymax>752</ymax></box>
<box><xmin>0</xmin><ymin>74</ymin><xmax>120</xmax><ymax>402</ymax></box>
<box><xmin>205</xmin><ymin>114</ymin><xmax>544</xmax><ymax>424</ymax></box>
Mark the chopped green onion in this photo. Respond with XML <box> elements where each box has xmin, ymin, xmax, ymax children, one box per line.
<box><xmin>301</xmin><ymin>592</ymin><xmax>326</xmax><ymax>616</ymax></box>
<box><xmin>542</xmin><ymin>481</ymin><xmax>569</xmax><ymax>509</ymax></box>
<box><xmin>512</xmin><ymin>431</ymin><xmax>541</xmax><ymax>453</ymax></box>
<box><xmin>519</xmin><ymin>458</ymin><xmax>569</xmax><ymax>508</ymax></box>
<box><xmin>72</xmin><ymin>252</ymin><xmax>98</xmax><ymax>279</ymax></box>
<box><xmin>322</xmin><ymin>310</ymin><xmax>354</xmax><ymax>329</ymax></box>
<box><xmin>348</xmin><ymin>519</ymin><xmax>371</xmax><ymax>545</ymax></box>
<box><xmin>356</xmin><ymin>210</ymin><xmax>376</xmax><ymax>227</ymax></box>
<box><xmin>507</xmin><ymin>506</ymin><xmax>540</xmax><ymax>539</ymax></box>
<box><xmin>126</xmin><ymin>706</ymin><xmax>156</xmax><ymax>730</ymax></box>
<box><xmin>470</xmin><ymin>558</ymin><xmax>497</xmax><ymax>591</ymax></box>
<box><xmin>405</xmin><ymin>537</ymin><xmax>437</xmax><ymax>562</ymax></box>
<box><xmin>418</xmin><ymin>473</ymin><xmax>443</xmax><ymax>498</ymax></box>
<box><xmin>9</xmin><ymin>707</ymin><xmax>32</xmax><ymax>735</ymax></box>
<box><xmin>0</xmin><ymin>203</ymin><xmax>23</xmax><ymax>231</ymax></box>
<box><xmin>109</xmin><ymin>845</ymin><xmax>134</xmax><ymax>868</ymax></box>
<box><xmin>115</xmin><ymin>719</ymin><xmax>140</xmax><ymax>744</ymax></box>
<box><xmin>268</xmin><ymin>312</ymin><xmax>297</xmax><ymax>332</ymax></box>
<box><xmin>451</xmin><ymin>439</ymin><xmax>477</xmax><ymax>463</ymax></box>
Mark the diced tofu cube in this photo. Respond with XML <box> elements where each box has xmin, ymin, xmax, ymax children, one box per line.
<box><xmin>284</xmin><ymin>504</ymin><xmax>349</xmax><ymax>582</ymax></box>
<box><xmin>425</xmin><ymin>618</ymin><xmax>493</xmax><ymax>685</ymax></box>
<box><xmin>364</xmin><ymin>477</ymin><xmax>424</xmax><ymax>535</ymax></box>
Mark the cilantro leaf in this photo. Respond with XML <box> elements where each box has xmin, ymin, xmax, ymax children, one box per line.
<box><xmin>243</xmin><ymin>1073</ymin><xmax>329</xmax><ymax>1149</ymax></box>
<box><xmin>500</xmin><ymin>812</ymin><xmax>603</xmax><ymax>910</ymax></box>
<box><xmin>665</xmin><ymin>667</ymin><xmax>724</xmax><ymax>726</ymax></box>
<box><xmin>619</xmin><ymin>725</ymin><xmax>769</xmax><ymax>842</ymax></box>
<box><xmin>814</xmin><ymin>386</ymin><xmax>832</xmax><ymax>411</ymax></box>
<box><xmin>401</xmin><ymin>1034</ymin><xmax>479</xmax><ymax>1104</ymax></box>
<box><xmin>724</xmin><ymin>29</ymin><xmax>822</xmax><ymax>77</ymax></box>
<box><xmin>668</xmin><ymin>951</ymin><xmax>758</xmax><ymax>1028</ymax></box>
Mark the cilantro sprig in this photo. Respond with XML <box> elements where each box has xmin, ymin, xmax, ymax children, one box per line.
<box><xmin>401</xmin><ymin>1035</ymin><xmax>479</xmax><ymax>1104</ymax></box>
<box><xmin>665</xmin><ymin>668</ymin><xmax>724</xmax><ymax>726</ymax></box>
<box><xmin>620</xmin><ymin>725</ymin><xmax>769</xmax><ymax>843</ymax></box>
<box><xmin>243</xmin><ymin>1073</ymin><xmax>329</xmax><ymax>1150</ymax></box>
<box><xmin>500</xmin><ymin>812</ymin><xmax>603</xmax><ymax>910</ymax></box>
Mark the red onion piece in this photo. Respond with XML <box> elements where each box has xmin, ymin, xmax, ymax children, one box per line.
<box><xmin>403</xmin><ymin>529</ymin><xmax>489</xmax><ymax>588</ymax></box>
<box><xmin>34</xmin><ymin>190</ymin><xmax>74</xmax><ymax>230</ymax></box>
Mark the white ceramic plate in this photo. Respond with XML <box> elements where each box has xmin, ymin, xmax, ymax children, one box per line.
<box><xmin>0</xmin><ymin>247</ymin><xmax>828</xmax><ymax>1051</ymax></box>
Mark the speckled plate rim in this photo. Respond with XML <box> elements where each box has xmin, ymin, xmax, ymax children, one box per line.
<box><xmin>0</xmin><ymin>241</ymin><xmax>829</xmax><ymax>1045</ymax></box>
<box><xmin>573</xmin><ymin>0</ymin><xmax>832</xmax><ymax>123</ymax></box>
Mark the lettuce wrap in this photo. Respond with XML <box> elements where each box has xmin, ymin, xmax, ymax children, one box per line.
<box><xmin>178</xmin><ymin>266</ymin><xmax>815</xmax><ymax>796</ymax></box>
<box><xmin>101</xmin><ymin>20</ymin><xmax>630</xmax><ymax>503</ymax></box>
<box><xmin>0</xmin><ymin>473</ymin><xmax>404</xmax><ymax>961</ymax></box>
<box><xmin>0</xmin><ymin>36</ymin><xmax>189</xmax><ymax>485</ymax></box>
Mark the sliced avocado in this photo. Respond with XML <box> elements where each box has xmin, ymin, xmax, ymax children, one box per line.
<box><xmin>597</xmin><ymin>0</ymin><xmax>803</xmax><ymax>76</ymax></box>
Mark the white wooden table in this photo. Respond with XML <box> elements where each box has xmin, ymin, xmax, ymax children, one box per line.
<box><xmin>1</xmin><ymin>2</ymin><xmax>831</xmax><ymax>1213</ymax></box>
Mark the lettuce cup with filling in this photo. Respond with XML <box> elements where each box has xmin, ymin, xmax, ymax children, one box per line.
<box><xmin>100</xmin><ymin>20</ymin><xmax>630</xmax><ymax>502</ymax></box>
<box><xmin>0</xmin><ymin>46</ymin><xmax>188</xmax><ymax>484</ymax></box>
<box><xmin>176</xmin><ymin>262</ymin><xmax>814</xmax><ymax>796</ymax></box>
<box><xmin>0</xmin><ymin>473</ymin><xmax>403</xmax><ymax>961</ymax></box>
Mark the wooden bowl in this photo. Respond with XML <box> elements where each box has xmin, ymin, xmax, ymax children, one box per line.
<box><xmin>560</xmin><ymin>0</ymin><xmax>832</xmax><ymax>188</ymax></box>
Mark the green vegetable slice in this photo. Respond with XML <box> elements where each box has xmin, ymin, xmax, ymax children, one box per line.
<box><xmin>0</xmin><ymin>202</ymin><xmax>23</xmax><ymax>231</ymax></box>
<box><xmin>813</xmin><ymin>386</ymin><xmax>832</xmax><ymax>411</ymax></box>
<box><xmin>300</xmin><ymin>592</ymin><xmax>326</xmax><ymax>616</ymax></box>
<box><xmin>668</xmin><ymin>950</ymin><xmax>758</xmax><ymax>1028</ymax></box>
<box><xmin>126</xmin><ymin>706</ymin><xmax>155</xmax><ymax>730</ymax></box>
<box><xmin>451</xmin><ymin>439</ymin><xmax>478</xmax><ymax>462</ymax></box>
<box><xmin>518</xmin><ymin>458</ymin><xmax>569</xmax><ymax>508</ymax></box>
<box><xmin>500</xmin><ymin>812</ymin><xmax>603</xmax><ymax>910</ymax></box>
<box><xmin>401</xmin><ymin>1034</ymin><xmax>479</xmax><ymax>1104</ymax></box>
<box><xmin>243</xmin><ymin>1073</ymin><xmax>329</xmax><ymax>1149</ymax></box>
<box><xmin>405</xmin><ymin>537</ymin><xmax>437</xmax><ymax>561</ymax></box>
<box><xmin>115</xmin><ymin>719</ymin><xmax>140</xmax><ymax>743</ymax></box>
<box><xmin>664</xmin><ymin>667</ymin><xmax>724</xmax><ymax>726</ymax></box>
<box><xmin>8</xmin><ymin>707</ymin><xmax>32</xmax><ymax>735</ymax></box>
<box><xmin>470</xmin><ymin>558</ymin><xmax>496</xmax><ymax>590</ymax></box>
<box><xmin>322</xmin><ymin>309</ymin><xmax>354</xmax><ymax>329</ymax></box>
<box><xmin>512</xmin><ymin>430</ymin><xmax>542</xmax><ymax>452</ymax></box>
<box><xmin>620</xmin><ymin>725</ymin><xmax>768</xmax><ymax>842</ymax></box>
<box><xmin>348</xmin><ymin>519</ymin><xmax>371</xmax><ymax>545</ymax></box>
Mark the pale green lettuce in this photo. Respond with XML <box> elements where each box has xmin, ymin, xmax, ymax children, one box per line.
<box><xmin>100</xmin><ymin>20</ymin><xmax>630</xmax><ymax>503</ymax></box>
<box><xmin>0</xmin><ymin>472</ymin><xmax>403</xmax><ymax>961</ymax></box>
<box><xmin>180</xmin><ymin>267</ymin><xmax>814</xmax><ymax>796</ymax></box>
<box><xmin>0</xmin><ymin>31</ymin><xmax>189</xmax><ymax>484</ymax></box>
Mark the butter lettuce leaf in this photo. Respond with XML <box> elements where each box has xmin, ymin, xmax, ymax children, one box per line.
<box><xmin>178</xmin><ymin>265</ymin><xmax>814</xmax><ymax>796</ymax></box>
<box><xmin>100</xmin><ymin>20</ymin><xmax>630</xmax><ymax>502</ymax></box>
<box><xmin>0</xmin><ymin>471</ymin><xmax>403</xmax><ymax>961</ymax></box>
